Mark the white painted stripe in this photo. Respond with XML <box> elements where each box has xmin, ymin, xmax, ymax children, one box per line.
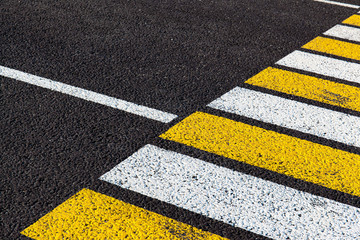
<box><xmin>0</xmin><ymin>66</ymin><xmax>177</xmax><ymax>123</ymax></box>
<box><xmin>314</xmin><ymin>0</ymin><xmax>359</xmax><ymax>8</ymax></box>
<box><xmin>324</xmin><ymin>25</ymin><xmax>360</xmax><ymax>43</ymax></box>
<box><xmin>276</xmin><ymin>50</ymin><xmax>360</xmax><ymax>84</ymax></box>
<box><xmin>208</xmin><ymin>87</ymin><xmax>360</xmax><ymax>148</ymax></box>
<box><xmin>100</xmin><ymin>144</ymin><xmax>360</xmax><ymax>240</ymax></box>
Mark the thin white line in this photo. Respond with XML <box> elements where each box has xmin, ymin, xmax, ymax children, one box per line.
<box><xmin>324</xmin><ymin>25</ymin><xmax>360</xmax><ymax>43</ymax></box>
<box><xmin>208</xmin><ymin>87</ymin><xmax>360</xmax><ymax>148</ymax></box>
<box><xmin>314</xmin><ymin>0</ymin><xmax>359</xmax><ymax>8</ymax></box>
<box><xmin>0</xmin><ymin>66</ymin><xmax>177</xmax><ymax>123</ymax></box>
<box><xmin>276</xmin><ymin>50</ymin><xmax>360</xmax><ymax>84</ymax></box>
<box><xmin>100</xmin><ymin>144</ymin><xmax>360</xmax><ymax>240</ymax></box>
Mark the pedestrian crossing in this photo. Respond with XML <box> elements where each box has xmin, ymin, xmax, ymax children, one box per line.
<box><xmin>22</xmin><ymin>13</ymin><xmax>360</xmax><ymax>239</ymax></box>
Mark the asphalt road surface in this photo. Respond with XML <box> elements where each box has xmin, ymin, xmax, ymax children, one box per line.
<box><xmin>2</xmin><ymin>0</ymin><xmax>360</xmax><ymax>239</ymax></box>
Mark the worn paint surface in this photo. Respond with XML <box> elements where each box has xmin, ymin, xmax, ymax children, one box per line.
<box><xmin>245</xmin><ymin>67</ymin><xmax>360</xmax><ymax>112</ymax></box>
<box><xmin>21</xmin><ymin>188</ymin><xmax>226</xmax><ymax>240</ymax></box>
<box><xmin>342</xmin><ymin>14</ymin><xmax>360</xmax><ymax>27</ymax></box>
<box><xmin>302</xmin><ymin>36</ymin><xmax>360</xmax><ymax>61</ymax></box>
<box><xmin>160</xmin><ymin>112</ymin><xmax>360</xmax><ymax>197</ymax></box>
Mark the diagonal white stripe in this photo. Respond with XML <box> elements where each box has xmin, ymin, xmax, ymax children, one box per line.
<box><xmin>208</xmin><ymin>87</ymin><xmax>360</xmax><ymax>148</ymax></box>
<box><xmin>276</xmin><ymin>50</ymin><xmax>360</xmax><ymax>84</ymax></box>
<box><xmin>314</xmin><ymin>0</ymin><xmax>359</xmax><ymax>8</ymax></box>
<box><xmin>324</xmin><ymin>25</ymin><xmax>360</xmax><ymax>43</ymax></box>
<box><xmin>0</xmin><ymin>66</ymin><xmax>177</xmax><ymax>123</ymax></box>
<box><xmin>100</xmin><ymin>144</ymin><xmax>360</xmax><ymax>240</ymax></box>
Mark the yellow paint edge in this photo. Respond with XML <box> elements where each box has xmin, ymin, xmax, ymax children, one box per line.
<box><xmin>160</xmin><ymin>112</ymin><xmax>360</xmax><ymax>197</ymax></box>
<box><xmin>21</xmin><ymin>188</ymin><xmax>227</xmax><ymax>240</ymax></box>
<box><xmin>302</xmin><ymin>36</ymin><xmax>360</xmax><ymax>61</ymax></box>
<box><xmin>245</xmin><ymin>67</ymin><xmax>360</xmax><ymax>112</ymax></box>
<box><xmin>342</xmin><ymin>14</ymin><xmax>360</xmax><ymax>27</ymax></box>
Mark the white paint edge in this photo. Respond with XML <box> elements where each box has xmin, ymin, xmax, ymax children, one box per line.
<box><xmin>208</xmin><ymin>87</ymin><xmax>360</xmax><ymax>148</ymax></box>
<box><xmin>324</xmin><ymin>25</ymin><xmax>360</xmax><ymax>43</ymax></box>
<box><xmin>276</xmin><ymin>50</ymin><xmax>360</xmax><ymax>84</ymax></box>
<box><xmin>0</xmin><ymin>66</ymin><xmax>177</xmax><ymax>123</ymax></box>
<box><xmin>314</xmin><ymin>0</ymin><xmax>359</xmax><ymax>8</ymax></box>
<box><xmin>100</xmin><ymin>144</ymin><xmax>360</xmax><ymax>240</ymax></box>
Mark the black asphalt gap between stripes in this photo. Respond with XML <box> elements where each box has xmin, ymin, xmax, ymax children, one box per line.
<box><xmin>1</xmin><ymin>0</ymin><xmax>359</xmax><ymax>239</ymax></box>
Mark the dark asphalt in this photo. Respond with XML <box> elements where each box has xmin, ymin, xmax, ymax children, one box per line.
<box><xmin>1</xmin><ymin>0</ymin><xmax>359</xmax><ymax>239</ymax></box>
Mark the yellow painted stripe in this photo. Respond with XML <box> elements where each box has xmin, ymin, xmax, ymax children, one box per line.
<box><xmin>245</xmin><ymin>67</ymin><xmax>360</xmax><ymax>112</ymax></box>
<box><xmin>342</xmin><ymin>14</ymin><xmax>360</xmax><ymax>27</ymax></box>
<box><xmin>21</xmin><ymin>188</ymin><xmax>226</xmax><ymax>240</ymax></box>
<box><xmin>302</xmin><ymin>36</ymin><xmax>360</xmax><ymax>61</ymax></box>
<box><xmin>160</xmin><ymin>112</ymin><xmax>360</xmax><ymax>197</ymax></box>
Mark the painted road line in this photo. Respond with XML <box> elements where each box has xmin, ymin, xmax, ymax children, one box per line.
<box><xmin>21</xmin><ymin>188</ymin><xmax>226</xmax><ymax>240</ymax></box>
<box><xmin>342</xmin><ymin>14</ymin><xmax>360</xmax><ymax>27</ymax></box>
<box><xmin>245</xmin><ymin>67</ymin><xmax>360</xmax><ymax>112</ymax></box>
<box><xmin>160</xmin><ymin>112</ymin><xmax>360</xmax><ymax>197</ymax></box>
<box><xmin>314</xmin><ymin>0</ymin><xmax>359</xmax><ymax>8</ymax></box>
<box><xmin>276</xmin><ymin>50</ymin><xmax>360</xmax><ymax>84</ymax></box>
<box><xmin>323</xmin><ymin>25</ymin><xmax>360</xmax><ymax>43</ymax></box>
<box><xmin>302</xmin><ymin>36</ymin><xmax>360</xmax><ymax>61</ymax></box>
<box><xmin>208</xmin><ymin>87</ymin><xmax>360</xmax><ymax>148</ymax></box>
<box><xmin>100</xmin><ymin>144</ymin><xmax>360</xmax><ymax>240</ymax></box>
<box><xmin>0</xmin><ymin>66</ymin><xmax>177</xmax><ymax>123</ymax></box>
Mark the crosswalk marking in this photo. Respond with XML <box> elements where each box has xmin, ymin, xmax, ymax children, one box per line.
<box><xmin>276</xmin><ymin>50</ymin><xmax>360</xmax><ymax>84</ymax></box>
<box><xmin>208</xmin><ymin>87</ymin><xmax>360</xmax><ymax>147</ymax></box>
<box><xmin>0</xmin><ymin>66</ymin><xmax>178</xmax><ymax>123</ymax></box>
<box><xmin>302</xmin><ymin>36</ymin><xmax>360</xmax><ymax>61</ymax></box>
<box><xmin>21</xmin><ymin>188</ymin><xmax>225</xmax><ymax>240</ymax></box>
<box><xmin>100</xmin><ymin>144</ymin><xmax>360</xmax><ymax>240</ymax></box>
<box><xmin>342</xmin><ymin>14</ymin><xmax>360</xmax><ymax>27</ymax></box>
<box><xmin>20</xmin><ymin>12</ymin><xmax>360</xmax><ymax>239</ymax></box>
<box><xmin>160</xmin><ymin>112</ymin><xmax>360</xmax><ymax>197</ymax></box>
<box><xmin>323</xmin><ymin>25</ymin><xmax>360</xmax><ymax>43</ymax></box>
<box><xmin>245</xmin><ymin>67</ymin><xmax>360</xmax><ymax>112</ymax></box>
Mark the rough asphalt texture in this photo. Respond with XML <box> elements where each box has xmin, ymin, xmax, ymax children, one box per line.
<box><xmin>1</xmin><ymin>0</ymin><xmax>360</xmax><ymax>239</ymax></box>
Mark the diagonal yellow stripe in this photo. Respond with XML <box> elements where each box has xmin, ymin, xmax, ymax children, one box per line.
<box><xmin>160</xmin><ymin>112</ymin><xmax>360</xmax><ymax>197</ymax></box>
<box><xmin>245</xmin><ymin>67</ymin><xmax>360</xmax><ymax>112</ymax></box>
<box><xmin>21</xmin><ymin>188</ymin><xmax>227</xmax><ymax>240</ymax></box>
<box><xmin>302</xmin><ymin>36</ymin><xmax>360</xmax><ymax>61</ymax></box>
<box><xmin>342</xmin><ymin>14</ymin><xmax>360</xmax><ymax>27</ymax></box>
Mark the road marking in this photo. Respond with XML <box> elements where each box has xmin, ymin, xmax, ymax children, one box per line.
<box><xmin>314</xmin><ymin>0</ymin><xmax>360</xmax><ymax>9</ymax></box>
<box><xmin>342</xmin><ymin>14</ymin><xmax>360</xmax><ymax>27</ymax></box>
<box><xmin>245</xmin><ymin>67</ymin><xmax>360</xmax><ymax>112</ymax></box>
<box><xmin>160</xmin><ymin>112</ymin><xmax>360</xmax><ymax>197</ymax></box>
<box><xmin>21</xmin><ymin>188</ymin><xmax>225</xmax><ymax>240</ymax></box>
<box><xmin>208</xmin><ymin>87</ymin><xmax>360</xmax><ymax>148</ymax></box>
<box><xmin>0</xmin><ymin>66</ymin><xmax>177</xmax><ymax>123</ymax></box>
<box><xmin>100</xmin><ymin>144</ymin><xmax>360</xmax><ymax>240</ymax></box>
<box><xmin>276</xmin><ymin>50</ymin><xmax>360</xmax><ymax>84</ymax></box>
<box><xmin>302</xmin><ymin>36</ymin><xmax>360</xmax><ymax>61</ymax></box>
<box><xmin>323</xmin><ymin>25</ymin><xmax>360</xmax><ymax>43</ymax></box>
